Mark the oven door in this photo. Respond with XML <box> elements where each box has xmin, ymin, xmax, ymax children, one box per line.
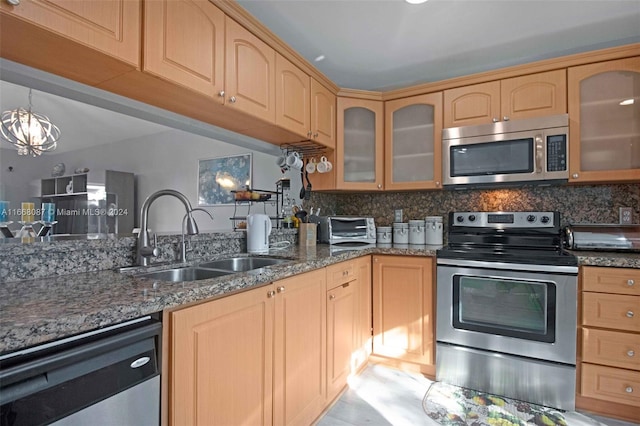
<box><xmin>436</xmin><ymin>261</ymin><xmax>577</xmax><ymax>365</ymax></box>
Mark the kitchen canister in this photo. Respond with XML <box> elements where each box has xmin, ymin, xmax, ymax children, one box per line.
<box><xmin>425</xmin><ymin>216</ymin><xmax>443</xmax><ymax>245</ymax></box>
<box><xmin>376</xmin><ymin>226</ymin><xmax>392</xmax><ymax>244</ymax></box>
<box><xmin>408</xmin><ymin>219</ymin><xmax>426</xmax><ymax>245</ymax></box>
<box><xmin>393</xmin><ymin>222</ymin><xmax>409</xmax><ymax>244</ymax></box>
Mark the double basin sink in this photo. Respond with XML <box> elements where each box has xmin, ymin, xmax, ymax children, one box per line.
<box><xmin>134</xmin><ymin>256</ymin><xmax>292</xmax><ymax>283</ymax></box>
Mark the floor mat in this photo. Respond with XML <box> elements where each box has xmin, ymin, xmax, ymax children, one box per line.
<box><xmin>422</xmin><ymin>381</ymin><xmax>606</xmax><ymax>426</ymax></box>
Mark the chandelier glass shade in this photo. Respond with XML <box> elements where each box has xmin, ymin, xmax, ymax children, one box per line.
<box><xmin>1</xmin><ymin>89</ymin><xmax>61</xmax><ymax>157</ymax></box>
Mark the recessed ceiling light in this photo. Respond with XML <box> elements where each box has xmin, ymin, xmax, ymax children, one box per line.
<box><xmin>619</xmin><ymin>98</ymin><xmax>635</xmax><ymax>106</ymax></box>
<box><xmin>314</xmin><ymin>55</ymin><xmax>325</xmax><ymax>62</ymax></box>
<box><xmin>405</xmin><ymin>0</ymin><xmax>428</xmax><ymax>4</ymax></box>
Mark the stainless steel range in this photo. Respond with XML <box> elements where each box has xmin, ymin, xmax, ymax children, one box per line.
<box><xmin>436</xmin><ymin>211</ymin><xmax>578</xmax><ymax>410</ymax></box>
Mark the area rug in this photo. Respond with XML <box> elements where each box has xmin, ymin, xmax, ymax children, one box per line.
<box><xmin>422</xmin><ymin>382</ymin><xmax>605</xmax><ymax>426</ymax></box>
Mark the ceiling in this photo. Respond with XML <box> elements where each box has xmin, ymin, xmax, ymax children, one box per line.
<box><xmin>237</xmin><ymin>0</ymin><xmax>640</xmax><ymax>91</ymax></box>
<box><xmin>1</xmin><ymin>1</ymin><xmax>639</xmax><ymax>156</ymax></box>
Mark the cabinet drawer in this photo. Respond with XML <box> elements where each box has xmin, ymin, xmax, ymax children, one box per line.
<box><xmin>581</xmin><ymin>363</ymin><xmax>640</xmax><ymax>407</ymax></box>
<box><xmin>583</xmin><ymin>266</ymin><xmax>640</xmax><ymax>296</ymax></box>
<box><xmin>583</xmin><ymin>293</ymin><xmax>640</xmax><ymax>332</ymax></box>
<box><xmin>583</xmin><ymin>328</ymin><xmax>640</xmax><ymax>371</ymax></box>
<box><xmin>326</xmin><ymin>261</ymin><xmax>355</xmax><ymax>288</ymax></box>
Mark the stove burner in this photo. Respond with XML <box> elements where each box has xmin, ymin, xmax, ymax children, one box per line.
<box><xmin>438</xmin><ymin>211</ymin><xmax>577</xmax><ymax>267</ymax></box>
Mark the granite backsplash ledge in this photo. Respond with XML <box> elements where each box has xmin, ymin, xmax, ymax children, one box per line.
<box><xmin>309</xmin><ymin>183</ymin><xmax>639</xmax><ymax>226</ymax></box>
<box><xmin>0</xmin><ymin>230</ymin><xmax>297</xmax><ymax>283</ymax></box>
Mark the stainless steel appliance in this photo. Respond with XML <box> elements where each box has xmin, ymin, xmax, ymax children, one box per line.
<box><xmin>436</xmin><ymin>211</ymin><xmax>578</xmax><ymax>410</ymax></box>
<box><xmin>0</xmin><ymin>316</ymin><xmax>161</xmax><ymax>425</ymax></box>
<box><xmin>563</xmin><ymin>224</ymin><xmax>640</xmax><ymax>251</ymax></box>
<box><xmin>442</xmin><ymin>114</ymin><xmax>569</xmax><ymax>188</ymax></box>
<box><xmin>318</xmin><ymin>216</ymin><xmax>376</xmax><ymax>245</ymax></box>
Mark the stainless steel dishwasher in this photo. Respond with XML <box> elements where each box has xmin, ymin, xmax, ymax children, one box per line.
<box><xmin>0</xmin><ymin>315</ymin><xmax>161</xmax><ymax>426</ymax></box>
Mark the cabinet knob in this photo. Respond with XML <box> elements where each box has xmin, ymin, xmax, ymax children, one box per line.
<box><xmin>218</xmin><ymin>90</ymin><xmax>225</xmax><ymax>97</ymax></box>
<box><xmin>625</xmin><ymin>386</ymin><xmax>633</xmax><ymax>393</ymax></box>
<box><xmin>329</xmin><ymin>294</ymin><xmax>336</xmax><ymax>300</ymax></box>
<box><xmin>628</xmin><ymin>279</ymin><xmax>635</xmax><ymax>286</ymax></box>
<box><xmin>307</xmin><ymin>130</ymin><xmax>312</xmax><ymax>137</ymax></box>
<box><xmin>342</xmin><ymin>271</ymin><xmax>348</xmax><ymax>276</ymax></box>
<box><xmin>435</xmin><ymin>181</ymin><xmax>440</xmax><ymax>187</ymax></box>
<box><xmin>267</xmin><ymin>290</ymin><xmax>276</xmax><ymax>298</ymax></box>
<box><xmin>627</xmin><ymin>310</ymin><xmax>635</xmax><ymax>318</ymax></box>
<box><xmin>572</xmin><ymin>173</ymin><xmax>579</xmax><ymax>179</ymax></box>
<box><xmin>277</xmin><ymin>286</ymin><xmax>285</xmax><ymax>293</ymax></box>
<box><xmin>628</xmin><ymin>350</ymin><xmax>635</xmax><ymax>357</ymax></box>
<box><xmin>503</xmin><ymin>116</ymin><xmax>510</xmax><ymax>121</ymax></box>
<box><xmin>492</xmin><ymin>117</ymin><xmax>499</xmax><ymax>123</ymax></box>
<box><xmin>313</xmin><ymin>132</ymin><xmax>319</xmax><ymax>138</ymax></box>
<box><xmin>377</xmin><ymin>184</ymin><xmax>382</xmax><ymax>189</ymax></box>
<box><xmin>229</xmin><ymin>96</ymin><xmax>237</xmax><ymax>103</ymax></box>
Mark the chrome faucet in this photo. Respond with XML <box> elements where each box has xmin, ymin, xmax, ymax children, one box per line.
<box><xmin>137</xmin><ymin>189</ymin><xmax>199</xmax><ymax>267</ymax></box>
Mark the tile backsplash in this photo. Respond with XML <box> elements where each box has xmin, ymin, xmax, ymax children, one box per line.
<box><xmin>309</xmin><ymin>183</ymin><xmax>639</xmax><ymax>227</ymax></box>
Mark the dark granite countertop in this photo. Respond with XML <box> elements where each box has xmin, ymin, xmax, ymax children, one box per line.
<box><xmin>1</xmin><ymin>245</ymin><xmax>638</xmax><ymax>355</ymax></box>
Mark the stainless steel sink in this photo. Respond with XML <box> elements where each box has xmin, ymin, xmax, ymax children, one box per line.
<box><xmin>133</xmin><ymin>257</ymin><xmax>292</xmax><ymax>282</ymax></box>
<box><xmin>136</xmin><ymin>267</ymin><xmax>232</xmax><ymax>282</ymax></box>
<box><xmin>197</xmin><ymin>257</ymin><xmax>292</xmax><ymax>272</ymax></box>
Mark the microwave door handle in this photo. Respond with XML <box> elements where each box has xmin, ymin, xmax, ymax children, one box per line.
<box><xmin>535</xmin><ymin>134</ymin><xmax>544</xmax><ymax>173</ymax></box>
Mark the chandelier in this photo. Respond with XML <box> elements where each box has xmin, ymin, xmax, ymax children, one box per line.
<box><xmin>1</xmin><ymin>89</ymin><xmax>61</xmax><ymax>156</ymax></box>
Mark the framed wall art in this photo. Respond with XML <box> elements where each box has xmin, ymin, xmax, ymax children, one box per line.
<box><xmin>198</xmin><ymin>153</ymin><xmax>252</xmax><ymax>205</ymax></box>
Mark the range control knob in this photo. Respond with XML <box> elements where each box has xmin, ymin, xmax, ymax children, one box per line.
<box><xmin>526</xmin><ymin>215</ymin><xmax>537</xmax><ymax>223</ymax></box>
<box><xmin>468</xmin><ymin>215</ymin><xmax>476</xmax><ymax>222</ymax></box>
<box><xmin>456</xmin><ymin>215</ymin><xmax>465</xmax><ymax>223</ymax></box>
<box><xmin>540</xmin><ymin>216</ymin><xmax>551</xmax><ymax>224</ymax></box>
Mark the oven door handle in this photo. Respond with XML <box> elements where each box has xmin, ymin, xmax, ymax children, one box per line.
<box><xmin>436</xmin><ymin>257</ymin><xmax>578</xmax><ymax>274</ymax></box>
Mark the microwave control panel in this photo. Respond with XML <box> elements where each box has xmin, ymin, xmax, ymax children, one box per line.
<box><xmin>546</xmin><ymin>134</ymin><xmax>567</xmax><ymax>172</ymax></box>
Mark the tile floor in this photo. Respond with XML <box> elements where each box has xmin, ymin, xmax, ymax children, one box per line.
<box><xmin>316</xmin><ymin>364</ymin><xmax>638</xmax><ymax>426</ymax></box>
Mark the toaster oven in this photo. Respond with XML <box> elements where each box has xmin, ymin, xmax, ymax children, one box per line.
<box><xmin>317</xmin><ymin>216</ymin><xmax>376</xmax><ymax>245</ymax></box>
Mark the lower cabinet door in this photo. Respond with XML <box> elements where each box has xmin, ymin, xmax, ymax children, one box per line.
<box><xmin>169</xmin><ymin>286</ymin><xmax>274</xmax><ymax>426</ymax></box>
<box><xmin>273</xmin><ymin>269</ymin><xmax>327</xmax><ymax>426</ymax></box>
<box><xmin>327</xmin><ymin>280</ymin><xmax>356</xmax><ymax>401</ymax></box>
<box><xmin>372</xmin><ymin>255</ymin><xmax>434</xmax><ymax>366</ymax></box>
<box><xmin>581</xmin><ymin>363</ymin><xmax>640</xmax><ymax>408</ymax></box>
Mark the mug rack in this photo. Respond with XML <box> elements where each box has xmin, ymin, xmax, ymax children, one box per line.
<box><xmin>280</xmin><ymin>140</ymin><xmax>329</xmax><ymax>158</ymax></box>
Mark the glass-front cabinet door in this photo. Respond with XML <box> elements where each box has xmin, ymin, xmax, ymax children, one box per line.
<box><xmin>336</xmin><ymin>97</ymin><xmax>384</xmax><ymax>190</ymax></box>
<box><xmin>385</xmin><ymin>92</ymin><xmax>443</xmax><ymax>190</ymax></box>
<box><xmin>568</xmin><ymin>57</ymin><xmax>640</xmax><ymax>183</ymax></box>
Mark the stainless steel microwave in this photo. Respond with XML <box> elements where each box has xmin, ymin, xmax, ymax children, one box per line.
<box><xmin>442</xmin><ymin>114</ymin><xmax>569</xmax><ymax>188</ymax></box>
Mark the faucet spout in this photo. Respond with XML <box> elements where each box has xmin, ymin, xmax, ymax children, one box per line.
<box><xmin>137</xmin><ymin>189</ymin><xmax>196</xmax><ymax>267</ymax></box>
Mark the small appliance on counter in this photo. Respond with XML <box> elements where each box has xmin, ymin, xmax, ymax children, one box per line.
<box><xmin>318</xmin><ymin>216</ymin><xmax>376</xmax><ymax>245</ymax></box>
<box><xmin>563</xmin><ymin>224</ymin><xmax>640</xmax><ymax>251</ymax></box>
<box><xmin>247</xmin><ymin>213</ymin><xmax>272</xmax><ymax>254</ymax></box>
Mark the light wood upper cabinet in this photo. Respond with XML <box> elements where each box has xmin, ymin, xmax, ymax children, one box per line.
<box><xmin>311</xmin><ymin>79</ymin><xmax>337</xmax><ymax>149</ymax></box>
<box><xmin>385</xmin><ymin>93</ymin><xmax>443</xmax><ymax>190</ymax></box>
<box><xmin>144</xmin><ymin>0</ymin><xmax>224</xmax><ymax>100</ymax></box>
<box><xmin>372</xmin><ymin>255</ymin><xmax>434</xmax><ymax>369</ymax></box>
<box><xmin>568</xmin><ymin>57</ymin><xmax>640</xmax><ymax>184</ymax></box>
<box><xmin>0</xmin><ymin>0</ymin><xmax>140</xmax><ymax>67</ymax></box>
<box><xmin>337</xmin><ymin>97</ymin><xmax>384</xmax><ymax>191</ymax></box>
<box><xmin>444</xmin><ymin>70</ymin><xmax>566</xmax><ymax>128</ymax></box>
<box><xmin>443</xmin><ymin>81</ymin><xmax>500</xmax><ymax>128</ymax></box>
<box><xmin>169</xmin><ymin>284</ymin><xmax>274</xmax><ymax>426</ymax></box>
<box><xmin>225</xmin><ymin>17</ymin><xmax>276</xmax><ymax>123</ymax></box>
<box><xmin>274</xmin><ymin>55</ymin><xmax>336</xmax><ymax>147</ymax></box>
<box><xmin>275</xmin><ymin>54</ymin><xmax>311</xmax><ymax>138</ymax></box>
